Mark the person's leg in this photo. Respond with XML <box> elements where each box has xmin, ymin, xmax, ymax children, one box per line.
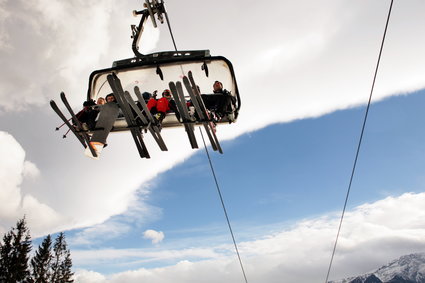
<box><xmin>90</xmin><ymin>103</ymin><xmax>119</xmax><ymax>144</ymax></box>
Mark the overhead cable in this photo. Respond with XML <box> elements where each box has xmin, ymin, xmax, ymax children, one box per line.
<box><xmin>163</xmin><ymin>6</ymin><xmax>249</xmax><ymax>283</ymax></box>
<box><xmin>324</xmin><ymin>1</ymin><xmax>394</xmax><ymax>282</ymax></box>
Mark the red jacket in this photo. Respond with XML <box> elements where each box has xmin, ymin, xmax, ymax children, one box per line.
<box><xmin>147</xmin><ymin>98</ymin><xmax>157</xmax><ymax>111</ymax></box>
<box><xmin>156</xmin><ymin>97</ymin><xmax>170</xmax><ymax>113</ymax></box>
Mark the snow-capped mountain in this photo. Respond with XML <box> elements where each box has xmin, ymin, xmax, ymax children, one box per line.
<box><xmin>329</xmin><ymin>253</ymin><xmax>425</xmax><ymax>283</ymax></box>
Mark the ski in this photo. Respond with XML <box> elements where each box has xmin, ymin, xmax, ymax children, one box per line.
<box><xmin>183</xmin><ymin>73</ymin><xmax>222</xmax><ymax>153</ymax></box>
<box><xmin>123</xmin><ymin>91</ymin><xmax>150</xmax><ymax>128</ymax></box>
<box><xmin>182</xmin><ymin>75</ymin><xmax>217</xmax><ymax>151</ymax></box>
<box><xmin>169</xmin><ymin>81</ymin><xmax>198</xmax><ymax>149</ymax></box>
<box><xmin>188</xmin><ymin>71</ymin><xmax>222</xmax><ymax>153</ymax></box>
<box><xmin>133</xmin><ymin>86</ymin><xmax>160</xmax><ymax>128</ymax></box>
<box><xmin>107</xmin><ymin>74</ymin><xmax>150</xmax><ymax>158</ymax></box>
<box><xmin>59</xmin><ymin>92</ymin><xmax>98</xmax><ymax>157</ymax></box>
<box><xmin>50</xmin><ymin>99</ymin><xmax>87</xmax><ymax>148</ymax></box>
<box><xmin>175</xmin><ymin>81</ymin><xmax>192</xmax><ymax>121</ymax></box>
<box><xmin>133</xmin><ymin>87</ymin><xmax>168</xmax><ymax>148</ymax></box>
<box><xmin>176</xmin><ymin>80</ymin><xmax>198</xmax><ymax>139</ymax></box>
<box><xmin>124</xmin><ymin>90</ymin><xmax>168</xmax><ymax>151</ymax></box>
<box><xmin>169</xmin><ymin>82</ymin><xmax>186</xmax><ymax>121</ymax></box>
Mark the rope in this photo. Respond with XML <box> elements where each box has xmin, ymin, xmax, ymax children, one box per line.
<box><xmin>324</xmin><ymin>1</ymin><xmax>394</xmax><ymax>282</ymax></box>
<box><xmin>162</xmin><ymin>6</ymin><xmax>249</xmax><ymax>282</ymax></box>
<box><xmin>199</xmin><ymin>128</ymin><xmax>249</xmax><ymax>283</ymax></box>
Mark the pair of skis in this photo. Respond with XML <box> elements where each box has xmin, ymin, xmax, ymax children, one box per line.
<box><xmin>107</xmin><ymin>73</ymin><xmax>168</xmax><ymax>159</ymax></box>
<box><xmin>171</xmin><ymin>71</ymin><xmax>222</xmax><ymax>154</ymax></box>
<box><xmin>50</xmin><ymin>71</ymin><xmax>222</xmax><ymax>159</ymax></box>
<box><xmin>126</xmin><ymin>87</ymin><xmax>167</xmax><ymax>151</ymax></box>
<box><xmin>169</xmin><ymin>80</ymin><xmax>199</xmax><ymax>149</ymax></box>
<box><xmin>50</xmin><ymin>92</ymin><xmax>98</xmax><ymax>158</ymax></box>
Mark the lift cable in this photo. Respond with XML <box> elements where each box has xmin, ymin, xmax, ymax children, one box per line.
<box><xmin>324</xmin><ymin>1</ymin><xmax>394</xmax><ymax>282</ymax></box>
<box><xmin>163</xmin><ymin>8</ymin><xmax>249</xmax><ymax>283</ymax></box>
<box><xmin>199</xmin><ymin>129</ymin><xmax>249</xmax><ymax>283</ymax></box>
<box><xmin>163</xmin><ymin>9</ymin><xmax>178</xmax><ymax>52</ymax></box>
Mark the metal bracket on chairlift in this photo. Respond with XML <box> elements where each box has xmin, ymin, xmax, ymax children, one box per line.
<box><xmin>144</xmin><ymin>0</ymin><xmax>165</xmax><ymax>28</ymax></box>
<box><xmin>131</xmin><ymin>0</ymin><xmax>166</xmax><ymax>58</ymax></box>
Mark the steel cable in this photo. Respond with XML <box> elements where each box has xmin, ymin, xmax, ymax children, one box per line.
<box><xmin>163</xmin><ymin>6</ymin><xmax>249</xmax><ymax>282</ymax></box>
<box><xmin>324</xmin><ymin>1</ymin><xmax>394</xmax><ymax>282</ymax></box>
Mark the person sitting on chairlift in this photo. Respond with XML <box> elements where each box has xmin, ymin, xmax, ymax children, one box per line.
<box><xmin>97</xmin><ymin>97</ymin><xmax>106</xmax><ymax>105</ymax></box>
<box><xmin>76</xmin><ymin>99</ymin><xmax>98</xmax><ymax>131</ymax></box>
<box><xmin>200</xmin><ymin>81</ymin><xmax>235</xmax><ymax>122</ymax></box>
<box><xmin>146</xmin><ymin>91</ymin><xmax>158</xmax><ymax>114</ymax></box>
<box><xmin>153</xmin><ymin>89</ymin><xmax>180</xmax><ymax>123</ymax></box>
<box><xmin>84</xmin><ymin>93</ymin><xmax>120</xmax><ymax>159</ymax></box>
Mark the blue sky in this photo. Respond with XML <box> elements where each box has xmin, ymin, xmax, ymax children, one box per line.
<box><xmin>2</xmin><ymin>1</ymin><xmax>425</xmax><ymax>283</ymax></box>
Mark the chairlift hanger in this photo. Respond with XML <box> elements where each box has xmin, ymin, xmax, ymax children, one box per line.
<box><xmin>51</xmin><ymin>0</ymin><xmax>241</xmax><ymax>158</ymax></box>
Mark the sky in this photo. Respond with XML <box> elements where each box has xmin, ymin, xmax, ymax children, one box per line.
<box><xmin>1</xmin><ymin>0</ymin><xmax>425</xmax><ymax>282</ymax></box>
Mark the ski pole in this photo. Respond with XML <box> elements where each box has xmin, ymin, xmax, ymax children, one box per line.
<box><xmin>63</xmin><ymin>128</ymin><xmax>71</xmax><ymax>138</ymax></box>
<box><xmin>56</xmin><ymin>118</ymin><xmax>73</xmax><ymax>131</ymax></box>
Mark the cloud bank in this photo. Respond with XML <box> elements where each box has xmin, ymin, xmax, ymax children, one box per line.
<box><xmin>0</xmin><ymin>131</ymin><xmax>64</xmax><ymax>235</ymax></box>
<box><xmin>72</xmin><ymin>192</ymin><xmax>425</xmax><ymax>283</ymax></box>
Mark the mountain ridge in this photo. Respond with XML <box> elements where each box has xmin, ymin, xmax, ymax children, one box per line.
<box><xmin>329</xmin><ymin>253</ymin><xmax>425</xmax><ymax>283</ymax></box>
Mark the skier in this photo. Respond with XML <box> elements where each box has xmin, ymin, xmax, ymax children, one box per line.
<box><xmin>153</xmin><ymin>89</ymin><xmax>180</xmax><ymax>123</ymax></box>
<box><xmin>84</xmin><ymin>93</ymin><xmax>120</xmax><ymax>159</ymax></box>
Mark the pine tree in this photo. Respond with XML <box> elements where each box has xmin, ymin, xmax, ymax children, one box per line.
<box><xmin>51</xmin><ymin>232</ymin><xmax>74</xmax><ymax>283</ymax></box>
<box><xmin>13</xmin><ymin>218</ymin><xmax>32</xmax><ymax>281</ymax></box>
<box><xmin>31</xmin><ymin>234</ymin><xmax>52</xmax><ymax>283</ymax></box>
<box><xmin>0</xmin><ymin>231</ymin><xmax>14</xmax><ymax>281</ymax></box>
<box><xmin>0</xmin><ymin>217</ymin><xmax>32</xmax><ymax>282</ymax></box>
<box><xmin>59</xmin><ymin>249</ymin><xmax>73</xmax><ymax>283</ymax></box>
<box><xmin>0</xmin><ymin>219</ymin><xmax>74</xmax><ymax>283</ymax></box>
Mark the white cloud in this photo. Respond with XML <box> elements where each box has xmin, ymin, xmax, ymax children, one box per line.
<box><xmin>0</xmin><ymin>1</ymin><xmax>161</xmax><ymax>112</ymax></box>
<box><xmin>0</xmin><ymin>1</ymin><xmax>119</xmax><ymax>111</ymax></box>
<box><xmin>73</xmin><ymin>247</ymin><xmax>220</xmax><ymax>267</ymax></box>
<box><xmin>74</xmin><ymin>270</ymin><xmax>106</xmax><ymax>283</ymax></box>
<box><xmin>143</xmin><ymin>229</ymin><xmax>165</xmax><ymax>245</ymax></box>
<box><xmin>0</xmin><ymin>131</ymin><xmax>64</xmax><ymax>235</ymax></box>
<box><xmin>0</xmin><ymin>0</ymin><xmax>11</xmax><ymax>50</ymax></box>
<box><xmin>72</xmin><ymin>192</ymin><xmax>425</xmax><ymax>283</ymax></box>
<box><xmin>216</xmin><ymin>0</ymin><xmax>425</xmax><ymax>139</ymax></box>
<box><xmin>0</xmin><ymin>131</ymin><xmax>25</xmax><ymax>219</ymax></box>
<box><xmin>70</xmin><ymin>221</ymin><xmax>131</xmax><ymax>246</ymax></box>
<box><xmin>23</xmin><ymin>160</ymin><xmax>40</xmax><ymax>179</ymax></box>
<box><xmin>67</xmin><ymin>189</ymin><xmax>163</xmax><ymax>247</ymax></box>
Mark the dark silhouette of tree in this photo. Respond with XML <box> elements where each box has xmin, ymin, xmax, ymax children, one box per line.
<box><xmin>0</xmin><ymin>219</ymin><xmax>74</xmax><ymax>283</ymax></box>
<box><xmin>0</xmin><ymin>217</ymin><xmax>32</xmax><ymax>282</ymax></box>
<box><xmin>0</xmin><ymin>231</ymin><xmax>13</xmax><ymax>281</ymax></box>
<box><xmin>31</xmin><ymin>234</ymin><xmax>52</xmax><ymax>283</ymax></box>
<box><xmin>51</xmin><ymin>232</ymin><xmax>74</xmax><ymax>283</ymax></box>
